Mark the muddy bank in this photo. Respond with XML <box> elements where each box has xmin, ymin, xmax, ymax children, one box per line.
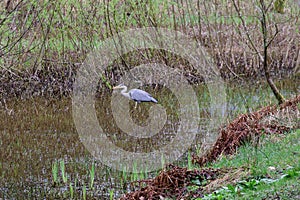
<box><xmin>0</xmin><ymin>60</ymin><xmax>297</xmax><ymax>100</ymax></box>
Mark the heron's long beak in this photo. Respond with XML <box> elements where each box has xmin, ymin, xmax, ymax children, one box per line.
<box><xmin>112</xmin><ymin>86</ymin><xmax>119</xmax><ymax>90</ymax></box>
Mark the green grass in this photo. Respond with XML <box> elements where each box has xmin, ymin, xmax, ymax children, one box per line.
<box><xmin>239</xmin><ymin>173</ymin><xmax>300</xmax><ymax>200</ymax></box>
<box><xmin>51</xmin><ymin>161</ymin><xmax>59</xmax><ymax>185</ymax></box>
<box><xmin>202</xmin><ymin>129</ymin><xmax>300</xmax><ymax>199</ymax></box>
<box><xmin>210</xmin><ymin>130</ymin><xmax>300</xmax><ymax>174</ymax></box>
<box><xmin>89</xmin><ymin>162</ymin><xmax>95</xmax><ymax>189</ymax></box>
<box><xmin>60</xmin><ymin>159</ymin><xmax>68</xmax><ymax>184</ymax></box>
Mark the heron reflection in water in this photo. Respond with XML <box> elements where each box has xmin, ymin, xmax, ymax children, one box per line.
<box><xmin>113</xmin><ymin>83</ymin><xmax>158</xmax><ymax>108</ymax></box>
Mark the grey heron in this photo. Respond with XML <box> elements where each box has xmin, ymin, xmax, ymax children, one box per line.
<box><xmin>113</xmin><ymin>84</ymin><xmax>158</xmax><ymax>104</ymax></box>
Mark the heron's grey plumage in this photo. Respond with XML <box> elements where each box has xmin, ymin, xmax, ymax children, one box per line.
<box><xmin>129</xmin><ymin>89</ymin><xmax>158</xmax><ymax>103</ymax></box>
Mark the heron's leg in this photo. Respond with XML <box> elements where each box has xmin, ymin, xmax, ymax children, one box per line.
<box><xmin>134</xmin><ymin>102</ymin><xmax>138</xmax><ymax>109</ymax></box>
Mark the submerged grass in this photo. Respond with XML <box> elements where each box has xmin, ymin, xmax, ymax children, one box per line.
<box><xmin>60</xmin><ymin>159</ymin><xmax>68</xmax><ymax>184</ymax></box>
<box><xmin>69</xmin><ymin>182</ymin><xmax>74</xmax><ymax>199</ymax></box>
<box><xmin>89</xmin><ymin>162</ymin><xmax>95</xmax><ymax>189</ymax></box>
<box><xmin>52</xmin><ymin>161</ymin><xmax>59</xmax><ymax>186</ymax></box>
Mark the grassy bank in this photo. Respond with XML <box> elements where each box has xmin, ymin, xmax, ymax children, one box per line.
<box><xmin>121</xmin><ymin>128</ymin><xmax>300</xmax><ymax>199</ymax></box>
<box><xmin>202</xmin><ymin>129</ymin><xmax>300</xmax><ymax>200</ymax></box>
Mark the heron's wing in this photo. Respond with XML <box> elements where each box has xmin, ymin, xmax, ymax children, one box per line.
<box><xmin>129</xmin><ymin>89</ymin><xmax>157</xmax><ymax>103</ymax></box>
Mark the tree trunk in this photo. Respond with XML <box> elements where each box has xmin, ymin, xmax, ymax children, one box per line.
<box><xmin>261</xmin><ymin>2</ymin><xmax>286</xmax><ymax>104</ymax></box>
<box><xmin>264</xmin><ymin>63</ymin><xmax>286</xmax><ymax>105</ymax></box>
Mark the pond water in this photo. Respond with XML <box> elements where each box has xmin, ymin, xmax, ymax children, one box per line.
<box><xmin>0</xmin><ymin>78</ymin><xmax>298</xmax><ymax>199</ymax></box>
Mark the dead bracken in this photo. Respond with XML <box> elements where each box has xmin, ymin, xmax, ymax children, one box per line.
<box><xmin>120</xmin><ymin>164</ymin><xmax>251</xmax><ymax>200</ymax></box>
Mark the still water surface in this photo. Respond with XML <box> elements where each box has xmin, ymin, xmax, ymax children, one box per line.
<box><xmin>0</xmin><ymin>79</ymin><xmax>298</xmax><ymax>199</ymax></box>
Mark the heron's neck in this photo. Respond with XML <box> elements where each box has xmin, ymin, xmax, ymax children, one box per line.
<box><xmin>120</xmin><ymin>86</ymin><xmax>130</xmax><ymax>98</ymax></box>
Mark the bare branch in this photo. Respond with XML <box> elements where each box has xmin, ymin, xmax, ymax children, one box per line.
<box><xmin>266</xmin><ymin>23</ymin><xmax>279</xmax><ymax>48</ymax></box>
<box><xmin>231</xmin><ymin>0</ymin><xmax>264</xmax><ymax>62</ymax></box>
<box><xmin>0</xmin><ymin>0</ymin><xmax>24</xmax><ymax>26</ymax></box>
